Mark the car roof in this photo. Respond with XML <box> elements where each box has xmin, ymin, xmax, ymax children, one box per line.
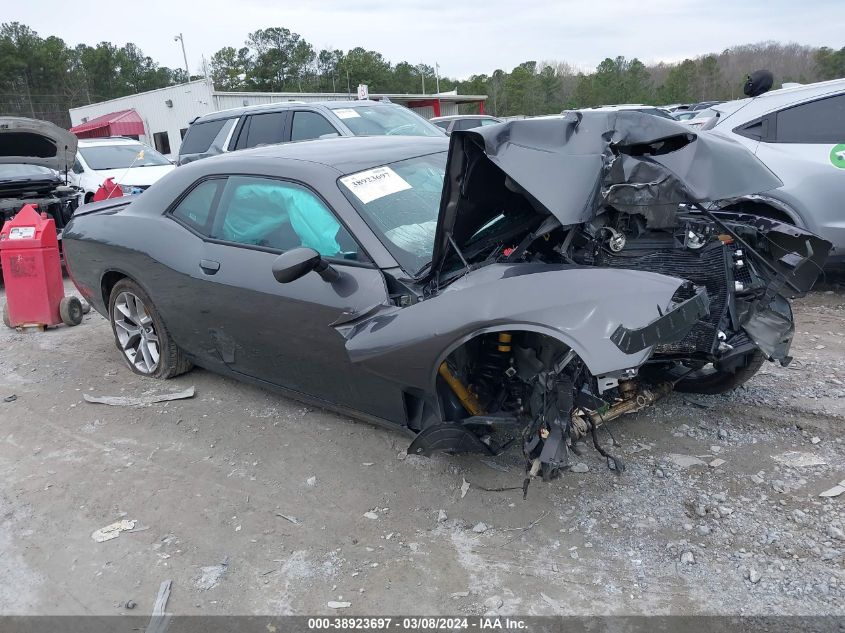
<box><xmin>199</xmin><ymin>135</ymin><xmax>448</xmax><ymax>175</ymax></box>
<box><xmin>713</xmin><ymin>77</ymin><xmax>845</xmax><ymax>126</ymax></box>
<box><xmin>194</xmin><ymin>99</ymin><xmax>397</xmax><ymax>124</ymax></box>
<box><xmin>77</xmin><ymin>137</ymin><xmax>145</xmax><ymax>146</ymax></box>
<box><xmin>430</xmin><ymin>114</ymin><xmax>499</xmax><ymax>122</ymax></box>
<box><xmin>580</xmin><ymin>104</ymin><xmax>662</xmax><ymax>111</ymax></box>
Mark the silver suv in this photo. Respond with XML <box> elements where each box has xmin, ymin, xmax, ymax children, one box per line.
<box><xmin>706</xmin><ymin>78</ymin><xmax>845</xmax><ymax>264</ymax></box>
<box><xmin>178</xmin><ymin>100</ymin><xmax>444</xmax><ymax>166</ymax></box>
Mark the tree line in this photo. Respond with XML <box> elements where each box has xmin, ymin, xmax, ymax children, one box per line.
<box><xmin>0</xmin><ymin>20</ymin><xmax>842</xmax><ymax>128</ymax></box>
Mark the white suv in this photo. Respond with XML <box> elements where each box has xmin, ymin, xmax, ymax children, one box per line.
<box><xmin>70</xmin><ymin>137</ymin><xmax>175</xmax><ymax>203</ymax></box>
<box><xmin>705</xmin><ymin>78</ymin><xmax>845</xmax><ymax>264</ymax></box>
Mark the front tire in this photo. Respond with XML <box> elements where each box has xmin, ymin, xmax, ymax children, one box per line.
<box><xmin>108</xmin><ymin>279</ymin><xmax>192</xmax><ymax>379</ymax></box>
<box><xmin>673</xmin><ymin>350</ymin><xmax>766</xmax><ymax>395</ymax></box>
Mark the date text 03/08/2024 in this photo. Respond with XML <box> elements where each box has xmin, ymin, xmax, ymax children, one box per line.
<box><xmin>306</xmin><ymin>617</ymin><xmax>530</xmax><ymax>630</ymax></box>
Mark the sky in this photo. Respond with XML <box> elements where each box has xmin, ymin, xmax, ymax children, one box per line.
<box><xmin>8</xmin><ymin>0</ymin><xmax>845</xmax><ymax>79</ymax></box>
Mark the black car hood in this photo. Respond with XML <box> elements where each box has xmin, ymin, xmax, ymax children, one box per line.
<box><xmin>429</xmin><ymin>111</ymin><xmax>783</xmax><ymax>278</ymax></box>
<box><xmin>0</xmin><ymin>117</ymin><xmax>77</xmax><ymax>172</ymax></box>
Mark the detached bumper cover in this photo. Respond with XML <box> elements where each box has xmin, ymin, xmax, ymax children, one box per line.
<box><xmin>610</xmin><ymin>285</ymin><xmax>711</xmax><ymax>354</ymax></box>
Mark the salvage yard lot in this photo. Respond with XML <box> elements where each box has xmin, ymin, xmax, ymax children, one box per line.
<box><xmin>0</xmin><ymin>279</ymin><xmax>843</xmax><ymax>616</ymax></box>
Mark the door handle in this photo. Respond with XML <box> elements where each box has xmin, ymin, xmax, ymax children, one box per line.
<box><xmin>199</xmin><ymin>259</ymin><xmax>220</xmax><ymax>275</ymax></box>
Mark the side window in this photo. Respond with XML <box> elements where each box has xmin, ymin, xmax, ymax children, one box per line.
<box><xmin>244</xmin><ymin>112</ymin><xmax>286</xmax><ymax>148</ymax></box>
<box><xmin>72</xmin><ymin>158</ymin><xmax>84</xmax><ymax>174</ymax></box>
<box><xmin>153</xmin><ymin>131</ymin><xmax>171</xmax><ymax>155</ymax></box>
<box><xmin>180</xmin><ymin>119</ymin><xmax>226</xmax><ymax>154</ymax></box>
<box><xmin>433</xmin><ymin>121</ymin><xmax>450</xmax><ymax>131</ymax></box>
<box><xmin>291</xmin><ymin>111</ymin><xmax>339</xmax><ymax>141</ymax></box>
<box><xmin>171</xmin><ymin>179</ymin><xmax>222</xmax><ymax>233</ymax></box>
<box><xmin>454</xmin><ymin>119</ymin><xmax>482</xmax><ymax>131</ymax></box>
<box><xmin>479</xmin><ymin>118</ymin><xmax>499</xmax><ymax>126</ymax></box>
<box><xmin>774</xmin><ymin>94</ymin><xmax>845</xmax><ymax>144</ymax></box>
<box><xmin>209</xmin><ymin>176</ymin><xmax>360</xmax><ymax>259</ymax></box>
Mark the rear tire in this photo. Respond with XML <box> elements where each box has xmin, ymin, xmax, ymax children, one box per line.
<box><xmin>673</xmin><ymin>350</ymin><xmax>766</xmax><ymax>395</ymax></box>
<box><xmin>108</xmin><ymin>279</ymin><xmax>192</xmax><ymax>379</ymax></box>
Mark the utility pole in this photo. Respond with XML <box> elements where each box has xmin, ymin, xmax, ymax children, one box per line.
<box><xmin>435</xmin><ymin>62</ymin><xmax>440</xmax><ymax>94</ymax></box>
<box><xmin>174</xmin><ymin>33</ymin><xmax>190</xmax><ymax>81</ymax></box>
<box><xmin>22</xmin><ymin>73</ymin><xmax>35</xmax><ymax>118</ymax></box>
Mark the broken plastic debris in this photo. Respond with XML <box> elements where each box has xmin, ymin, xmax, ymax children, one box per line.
<box><xmin>363</xmin><ymin>511</ymin><xmax>379</xmax><ymax>520</ymax></box>
<box><xmin>460</xmin><ymin>478</ymin><xmax>470</xmax><ymax>498</ymax></box>
<box><xmin>709</xmin><ymin>458</ymin><xmax>726</xmax><ymax>468</ymax></box>
<box><xmin>819</xmin><ymin>480</ymin><xmax>845</xmax><ymax>498</ymax></box>
<box><xmin>83</xmin><ymin>386</ymin><xmax>195</xmax><ymax>407</ymax></box>
<box><xmin>275</xmin><ymin>513</ymin><xmax>301</xmax><ymax>525</ymax></box>
<box><xmin>772</xmin><ymin>451</ymin><xmax>827</xmax><ymax>468</ymax></box>
<box><xmin>328</xmin><ymin>601</ymin><xmax>351</xmax><ymax>609</ymax></box>
<box><xmin>91</xmin><ymin>519</ymin><xmax>136</xmax><ymax>542</ymax></box>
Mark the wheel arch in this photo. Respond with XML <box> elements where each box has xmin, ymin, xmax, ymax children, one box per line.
<box><xmin>721</xmin><ymin>196</ymin><xmax>805</xmax><ymax>227</ymax></box>
<box><xmin>100</xmin><ymin>269</ymin><xmax>156</xmax><ymax>311</ymax></box>
<box><xmin>428</xmin><ymin>323</ymin><xmax>587</xmax><ymax>420</ymax></box>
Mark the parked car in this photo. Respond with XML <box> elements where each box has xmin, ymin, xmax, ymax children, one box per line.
<box><xmin>567</xmin><ymin>104</ymin><xmax>677</xmax><ymax>120</ymax></box>
<box><xmin>63</xmin><ymin>113</ymin><xmax>829</xmax><ymax>485</ymax></box>
<box><xmin>70</xmin><ymin>137</ymin><xmax>175</xmax><ymax>203</ymax></box>
<box><xmin>671</xmin><ymin>101</ymin><xmax>722</xmax><ymax>112</ymax></box>
<box><xmin>679</xmin><ymin>107</ymin><xmax>720</xmax><ymax>129</ymax></box>
<box><xmin>178</xmin><ymin>100</ymin><xmax>445</xmax><ymax>166</ymax></box>
<box><xmin>703</xmin><ymin>78</ymin><xmax>845</xmax><ymax>264</ymax></box>
<box><xmin>0</xmin><ymin>117</ymin><xmax>80</xmax><ymax>231</ymax></box>
<box><xmin>671</xmin><ymin>110</ymin><xmax>700</xmax><ymax>121</ymax></box>
<box><xmin>430</xmin><ymin>114</ymin><xmax>503</xmax><ymax>135</ymax></box>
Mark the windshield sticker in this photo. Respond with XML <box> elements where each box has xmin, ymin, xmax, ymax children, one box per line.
<box><xmin>830</xmin><ymin>144</ymin><xmax>845</xmax><ymax>169</ymax></box>
<box><xmin>340</xmin><ymin>166</ymin><xmax>412</xmax><ymax>204</ymax></box>
<box><xmin>333</xmin><ymin>108</ymin><xmax>361</xmax><ymax>120</ymax></box>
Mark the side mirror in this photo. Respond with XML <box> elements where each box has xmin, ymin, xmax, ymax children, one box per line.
<box><xmin>272</xmin><ymin>247</ymin><xmax>340</xmax><ymax>283</ymax></box>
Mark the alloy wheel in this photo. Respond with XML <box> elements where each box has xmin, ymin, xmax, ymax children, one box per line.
<box><xmin>112</xmin><ymin>291</ymin><xmax>160</xmax><ymax>374</ymax></box>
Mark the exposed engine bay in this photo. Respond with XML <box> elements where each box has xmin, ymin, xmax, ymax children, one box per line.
<box><xmin>0</xmin><ymin>117</ymin><xmax>81</xmax><ymax>233</ymax></box>
<box><xmin>0</xmin><ymin>165</ymin><xmax>80</xmax><ymax>230</ymax></box>
<box><xmin>394</xmin><ymin>111</ymin><xmax>831</xmax><ymax>494</ymax></box>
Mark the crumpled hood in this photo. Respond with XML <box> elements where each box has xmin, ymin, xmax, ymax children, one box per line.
<box><xmin>430</xmin><ymin>111</ymin><xmax>783</xmax><ymax>278</ymax></box>
<box><xmin>0</xmin><ymin>117</ymin><xmax>77</xmax><ymax>172</ymax></box>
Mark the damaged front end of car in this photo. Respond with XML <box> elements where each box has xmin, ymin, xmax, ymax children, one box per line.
<box><xmin>0</xmin><ymin>117</ymin><xmax>81</xmax><ymax>231</ymax></box>
<box><xmin>339</xmin><ymin>111</ymin><xmax>831</xmax><ymax>492</ymax></box>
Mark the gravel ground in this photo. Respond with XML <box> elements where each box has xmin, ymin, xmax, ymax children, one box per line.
<box><xmin>0</xmin><ymin>278</ymin><xmax>843</xmax><ymax>616</ymax></box>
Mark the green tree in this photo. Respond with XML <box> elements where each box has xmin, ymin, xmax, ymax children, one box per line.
<box><xmin>246</xmin><ymin>27</ymin><xmax>314</xmax><ymax>91</ymax></box>
<box><xmin>658</xmin><ymin>59</ymin><xmax>698</xmax><ymax>103</ymax></box>
<box><xmin>815</xmin><ymin>46</ymin><xmax>845</xmax><ymax>80</ymax></box>
<box><xmin>211</xmin><ymin>46</ymin><xmax>250</xmax><ymax>91</ymax></box>
<box><xmin>339</xmin><ymin>47</ymin><xmax>391</xmax><ymax>93</ymax></box>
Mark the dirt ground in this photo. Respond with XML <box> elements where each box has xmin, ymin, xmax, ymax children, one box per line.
<box><xmin>0</xmin><ymin>277</ymin><xmax>843</xmax><ymax>617</ymax></box>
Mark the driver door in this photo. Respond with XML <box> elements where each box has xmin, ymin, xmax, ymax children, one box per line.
<box><xmin>175</xmin><ymin>175</ymin><xmax>401</xmax><ymax>420</ymax></box>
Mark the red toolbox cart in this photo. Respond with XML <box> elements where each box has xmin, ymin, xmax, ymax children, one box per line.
<box><xmin>1</xmin><ymin>204</ymin><xmax>83</xmax><ymax>329</ymax></box>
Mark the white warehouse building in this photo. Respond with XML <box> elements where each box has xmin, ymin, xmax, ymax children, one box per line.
<box><xmin>68</xmin><ymin>79</ymin><xmax>488</xmax><ymax>157</ymax></box>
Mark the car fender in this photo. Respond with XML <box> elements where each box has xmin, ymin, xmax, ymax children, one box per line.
<box><xmin>338</xmin><ymin>263</ymin><xmax>694</xmax><ymax>393</ymax></box>
<box><xmin>729</xmin><ymin>193</ymin><xmax>808</xmax><ymax>228</ymax></box>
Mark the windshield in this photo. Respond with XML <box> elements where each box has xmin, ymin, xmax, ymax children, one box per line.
<box><xmin>0</xmin><ymin>164</ymin><xmax>57</xmax><ymax>181</ymax></box>
<box><xmin>330</xmin><ymin>104</ymin><xmax>444</xmax><ymax>138</ymax></box>
<box><xmin>79</xmin><ymin>144</ymin><xmax>171</xmax><ymax>170</ymax></box>
<box><xmin>339</xmin><ymin>152</ymin><xmax>447</xmax><ymax>274</ymax></box>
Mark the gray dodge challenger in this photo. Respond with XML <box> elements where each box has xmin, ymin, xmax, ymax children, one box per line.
<box><xmin>63</xmin><ymin>112</ymin><xmax>830</xmax><ymax>491</ymax></box>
